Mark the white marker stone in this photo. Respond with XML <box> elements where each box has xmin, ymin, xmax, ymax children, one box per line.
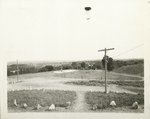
<box><xmin>66</xmin><ymin>102</ymin><xmax>71</xmax><ymax>106</ymax></box>
<box><xmin>110</xmin><ymin>101</ymin><xmax>116</xmax><ymax>106</ymax></box>
<box><xmin>14</xmin><ymin>99</ymin><xmax>17</xmax><ymax>106</ymax></box>
<box><xmin>90</xmin><ymin>89</ymin><xmax>92</xmax><ymax>92</ymax></box>
<box><xmin>49</xmin><ymin>104</ymin><xmax>55</xmax><ymax>111</ymax></box>
<box><xmin>23</xmin><ymin>103</ymin><xmax>27</xmax><ymax>108</ymax></box>
<box><xmin>132</xmin><ymin>102</ymin><xmax>138</xmax><ymax>109</ymax></box>
<box><xmin>116</xmin><ymin>91</ymin><xmax>119</xmax><ymax>93</ymax></box>
<box><xmin>124</xmin><ymin>91</ymin><xmax>127</xmax><ymax>93</ymax></box>
<box><xmin>37</xmin><ymin>104</ymin><xmax>42</xmax><ymax>110</ymax></box>
<box><xmin>65</xmin><ymin>106</ymin><xmax>70</xmax><ymax>109</ymax></box>
<box><xmin>92</xmin><ymin>104</ymin><xmax>97</xmax><ymax>110</ymax></box>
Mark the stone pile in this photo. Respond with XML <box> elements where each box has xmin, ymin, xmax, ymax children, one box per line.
<box><xmin>37</xmin><ymin>104</ymin><xmax>42</xmax><ymax>110</ymax></box>
<box><xmin>110</xmin><ymin>101</ymin><xmax>116</xmax><ymax>107</ymax></box>
<box><xmin>49</xmin><ymin>104</ymin><xmax>55</xmax><ymax>111</ymax></box>
<box><xmin>92</xmin><ymin>104</ymin><xmax>97</xmax><ymax>110</ymax></box>
<box><xmin>132</xmin><ymin>102</ymin><xmax>138</xmax><ymax>109</ymax></box>
<box><xmin>14</xmin><ymin>99</ymin><xmax>17</xmax><ymax>106</ymax></box>
<box><xmin>23</xmin><ymin>103</ymin><xmax>28</xmax><ymax>108</ymax></box>
<box><xmin>65</xmin><ymin>102</ymin><xmax>71</xmax><ymax>109</ymax></box>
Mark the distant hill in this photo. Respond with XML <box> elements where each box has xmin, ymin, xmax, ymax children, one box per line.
<box><xmin>113</xmin><ymin>63</ymin><xmax>144</xmax><ymax>76</ymax></box>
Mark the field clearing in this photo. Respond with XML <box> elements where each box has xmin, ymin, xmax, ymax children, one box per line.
<box><xmin>66</xmin><ymin>80</ymin><xmax>144</xmax><ymax>88</ymax></box>
<box><xmin>53</xmin><ymin>70</ymin><xmax>143</xmax><ymax>81</ymax></box>
<box><xmin>7</xmin><ymin>70</ymin><xmax>144</xmax><ymax>112</ymax></box>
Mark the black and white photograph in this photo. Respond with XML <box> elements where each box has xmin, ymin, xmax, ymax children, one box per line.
<box><xmin>1</xmin><ymin>0</ymin><xmax>150</xmax><ymax>119</ymax></box>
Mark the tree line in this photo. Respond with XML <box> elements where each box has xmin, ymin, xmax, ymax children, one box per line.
<box><xmin>7</xmin><ymin>58</ymin><xmax>143</xmax><ymax>76</ymax></box>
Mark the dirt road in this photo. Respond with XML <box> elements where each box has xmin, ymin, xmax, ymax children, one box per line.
<box><xmin>72</xmin><ymin>91</ymin><xmax>89</xmax><ymax>112</ymax></box>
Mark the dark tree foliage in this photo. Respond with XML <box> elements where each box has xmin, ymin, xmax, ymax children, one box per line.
<box><xmin>94</xmin><ymin>61</ymin><xmax>103</xmax><ymax>69</ymax></box>
<box><xmin>62</xmin><ymin>64</ymin><xmax>72</xmax><ymax>70</ymax></box>
<box><xmin>72</xmin><ymin>62</ymin><xmax>77</xmax><ymax>69</ymax></box>
<box><xmin>81</xmin><ymin>62</ymin><xmax>86</xmax><ymax>69</ymax></box>
<box><xmin>45</xmin><ymin>65</ymin><xmax>54</xmax><ymax>71</ymax></box>
<box><xmin>102</xmin><ymin>56</ymin><xmax>114</xmax><ymax>72</ymax></box>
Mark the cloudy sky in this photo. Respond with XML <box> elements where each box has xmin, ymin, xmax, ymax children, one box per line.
<box><xmin>2</xmin><ymin>0</ymin><xmax>147</xmax><ymax>62</ymax></box>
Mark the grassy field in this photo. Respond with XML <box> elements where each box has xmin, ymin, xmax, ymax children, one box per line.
<box><xmin>7</xmin><ymin>69</ymin><xmax>144</xmax><ymax>112</ymax></box>
<box><xmin>121</xmin><ymin>86</ymin><xmax>144</xmax><ymax>94</ymax></box>
<box><xmin>66</xmin><ymin>80</ymin><xmax>144</xmax><ymax>88</ymax></box>
<box><xmin>113</xmin><ymin>64</ymin><xmax>144</xmax><ymax>76</ymax></box>
<box><xmin>85</xmin><ymin>92</ymin><xmax>144</xmax><ymax>112</ymax></box>
<box><xmin>53</xmin><ymin>70</ymin><xmax>142</xmax><ymax>80</ymax></box>
<box><xmin>8</xmin><ymin>90</ymin><xmax>76</xmax><ymax>112</ymax></box>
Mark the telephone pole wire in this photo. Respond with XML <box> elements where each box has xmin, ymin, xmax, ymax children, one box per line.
<box><xmin>98</xmin><ymin>48</ymin><xmax>114</xmax><ymax>94</ymax></box>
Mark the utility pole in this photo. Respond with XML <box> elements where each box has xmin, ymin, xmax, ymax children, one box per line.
<box><xmin>17</xmin><ymin>59</ymin><xmax>19</xmax><ymax>82</ymax></box>
<box><xmin>98</xmin><ymin>48</ymin><xmax>114</xmax><ymax>93</ymax></box>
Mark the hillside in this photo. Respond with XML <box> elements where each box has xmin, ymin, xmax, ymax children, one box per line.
<box><xmin>113</xmin><ymin>63</ymin><xmax>144</xmax><ymax>76</ymax></box>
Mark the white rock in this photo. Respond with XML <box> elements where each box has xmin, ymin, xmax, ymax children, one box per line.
<box><xmin>90</xmin><ymin>89</ymin><xmax>92</xmax><ymax>92</ymax></box>
<box><xmin>116</xmin><ymin>91</ymin><xmax>119</xmax><ymax>93</ymax></box>
<box><xmin>37</xmin><ymin>104</ymin><xmax>42</xmax><ymax>110</ymax></box>
<box><xmin>124</xmin><ymin>91</ymin><xmax>127</xmax><ymax>93</ymax></box>
<box><xmin>132</xmin><ymin>102</ymin><xmax>138</xmax><ymax>109</ymax></box>
<box><xmin>92</xmin><ymin>104</ymin><xmax>97</xmax><ymax>110</ymax></box>
<box><xmin>65</xmin><ymin>106</ymin><xmax>70</xmax><ymax>109</ymax></box>
<box><xmin>49</xmin><ymin>104</ymin><xmax>55</xmax><ymax>110</ymax></box>
<box><xmin>14</xmin><ymin>99</ymin><xmax>17</xmax><ymax>106</ymax></box>
<box><xmin>66</xmin><ymin>102</ymin><xmax>71</xmax><ymax>106</ymax></box>
<box><xmin>23</xmin><ymin>103</ymin><xmax>27</xmax><ymax>108</ymax></box>
<box><xmin>18</xmin><ymin>89</ymin><xmax>19</xmax><ymax>91</ymax></box>
<box><xmin>110</xmin><ymin>101</ymin><xmax>116</xmax><ymax>106</ymax></box>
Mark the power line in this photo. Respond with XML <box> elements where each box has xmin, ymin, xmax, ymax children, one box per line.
<box><xmin>107</xmin><ymin>52</ymin><xmax>115</xmax><ymax>57</ymax></box>
<box><xmin>113</xmin><ymin>44</ymin><xmax>144</xmax><ymax>58</ymax></box>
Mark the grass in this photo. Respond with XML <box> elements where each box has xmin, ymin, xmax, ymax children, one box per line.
<box><xmin>121</xmin><ymin>86</ymin><xmax>144</xmax><ymax>94</ymax></box>
<box><xmin>8</xmin><ymin>70</ymin><xmax>142</xmax><ymax>83</ymax></box>
<box><xmin>66</xmin><ymin>80</ymin><xmax>144</xmax><ymax>88</ymax></box>
<box><xmin>85</xmin><ymin>92</ymin><xmax>144</xmax><ymax>109</ymax></box>
<box><xmin>113</xmin><ymin>64</ymin><xmax>144</xmax><ymax>76</ymax></box>
<box><xmin>8</xmin><ymin>90</ymin><xmax>76</xmax><ymax>109</ymax></box>
<box><xmin>53</xmin><ymin>70</ymin><xmax>142</xmax><ymax>80</ymax></box>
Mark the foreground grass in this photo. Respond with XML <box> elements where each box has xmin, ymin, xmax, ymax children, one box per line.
<box><xmin>8</xmin><ymin>90</ymin><xmax>76</xmax><ymax>111</ymax></box>
<box><xmin>66</xmin><ymin>80</ymin><xmax>144</xmax><ymax>88</ymax></box>
<box><xmin>85</xmin><ymin>92</ymin><xmax>144</xmax><ymax>111</ymax></box>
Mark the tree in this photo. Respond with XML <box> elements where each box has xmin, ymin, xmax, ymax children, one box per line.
<box><xmin>102</xmin><ymin>56</ymin><xmax>114</xmax><ymax>72</ymax></box>
<box><xmin>72</xmin><ymin>62</ymin><xmax>77</xmax><ymax>69</ymax></box>
<box><xmin>45</xmin><ymin>65</ymin><xmax>54</xmax><ymax>71</ymax></box>
<box><xmin>81</xmin><ymin>62</ymin><xmax>86</xmax><ymax>69</ymax></box>
<box><xmin>94</xmin><ymin>61</ymin><xmax>102</xmax><ymax>69</ymax></box>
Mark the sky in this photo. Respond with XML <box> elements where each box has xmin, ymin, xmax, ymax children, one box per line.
<box><xmin>2</xmin><ymin>0</ymin><xmax>146</xmax><ymax>62</ymax></box>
